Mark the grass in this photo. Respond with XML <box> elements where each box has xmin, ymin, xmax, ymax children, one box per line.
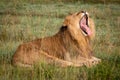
<box><xmin>0</xmin><ymin>0</ymin><xmax>120</xmax><ymax>80</ymax></box>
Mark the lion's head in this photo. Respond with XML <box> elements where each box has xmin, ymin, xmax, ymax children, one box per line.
<box><xmin>61</xmin><ymin>11</ymin><xmax>95</xmax><ymax>58</ymax></box>
<box><xmin>63</xmin><ymin>11</ymin><xmax>95</xmax><ymax>40</ymax></box>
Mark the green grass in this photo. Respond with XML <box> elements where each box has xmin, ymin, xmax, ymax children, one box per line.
<box><xmin>0</xmin><ymin>1</ymin><xmax>120</xmax><ymax>80</ymax></box>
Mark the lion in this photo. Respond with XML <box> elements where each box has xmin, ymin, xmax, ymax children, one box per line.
<box><xmin>12</xmin><ymin>11</ymin><xmax>101</xmax><ymax>67</ymax></box>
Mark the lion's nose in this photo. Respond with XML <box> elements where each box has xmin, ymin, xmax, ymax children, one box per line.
<box><xmin>81</xmin><ymin>11</ymin><xmax>88</xmax><ymax>15</ymax></box>
<box><xmin>85</xmin><ymin>12</ymin><xmax>89</xmax><ymax>15</ymax></box>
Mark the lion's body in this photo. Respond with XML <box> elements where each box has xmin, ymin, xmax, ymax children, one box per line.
<box><xmin>12</xmin><ymin>11</ymin><xmax>101</xmax><ymax>67</ymax></box>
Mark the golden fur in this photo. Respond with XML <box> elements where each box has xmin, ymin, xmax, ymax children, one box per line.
<box><xmin>12</xmin><ymin>11</ymin><xmax>101</xmax><ymax>67</ymax></box>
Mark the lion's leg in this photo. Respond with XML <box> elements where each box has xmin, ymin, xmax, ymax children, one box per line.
<box><xmin>64</xmin><ymin>52</ymin><xmax>71</xmax><ymax>61</ymax></box>
<box><xmin>81</xmin><ymin>57</ymin><xmax>101</xmax><ymax>67</ymax></box>
<box><xmin>85</xmin><ymin>56</ymin><xmax>101</xmax><ymax>67</ymax></box>
<box><xmin>89</xmin><ymin>56</ymin><xmax>101</xmax><ymax>65</ymax></box>
<box><xmin>72</xmin><ymin>56</ymin><xmax>101</xmax><ymax>67</ymax></box>
<box><xmin>72</xmin><ymin>56</ymin><xmax>91</xmax><ymax>67</ymax></box>
<box><xmin>40</xmin><ymin>51</ymin><xmax>83</xmax><ymax>67</ymax></box>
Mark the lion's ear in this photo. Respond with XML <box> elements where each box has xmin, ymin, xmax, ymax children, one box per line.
<box><xmin>60</xmin><ymin>25</ymin><xmax>67</xmax><ymax>32</ymax></box>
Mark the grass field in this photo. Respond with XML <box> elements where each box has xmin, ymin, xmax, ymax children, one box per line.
<box><xmin>0</xmin><ymin>0</ymin><xmax>120</xmax><ymax>80</ymax></box>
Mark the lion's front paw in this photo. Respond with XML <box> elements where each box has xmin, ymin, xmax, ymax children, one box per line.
<box><xmin>91</xmin><ymin>57</ymin><xmax>101</xmax><ymax>64</ymax></box>
<box><xmin>83</xmin><ymin>57</ymin><xmax>101</xmax><ymax>67</ymax></box>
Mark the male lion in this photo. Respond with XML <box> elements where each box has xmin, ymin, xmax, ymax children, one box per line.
<box><xmin>12</xmin><ymin>11</ymin><xmax>101</xmax><ymax>67</ymax></box>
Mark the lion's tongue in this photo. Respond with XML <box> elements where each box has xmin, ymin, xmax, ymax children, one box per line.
<box><xmin>80</xmin><ymin>17</ymin><xmax>92</xmax><ymax>36</ymax></box>
<box><xmin>81</xmin><ymin>25</ymin><xmax>92</xmax><ymax>36</ymax></box>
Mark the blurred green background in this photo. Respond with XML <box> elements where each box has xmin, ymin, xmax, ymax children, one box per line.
<box><xmin>0</xmin><ymin>0</ymin><xmax>120</xmax><ymax>80</ymax></box>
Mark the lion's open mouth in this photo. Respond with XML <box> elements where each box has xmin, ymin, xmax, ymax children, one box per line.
<box><xmin>80</xmin><ymin>14</ymin><xmax>92</xmax><ymax>36</ymax></box>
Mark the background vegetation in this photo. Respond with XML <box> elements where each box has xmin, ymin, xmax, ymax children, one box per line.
<box><xmin>0</xmin><ymin>0</ymin><xmax>120</xmax><ymax>80</ymax></box>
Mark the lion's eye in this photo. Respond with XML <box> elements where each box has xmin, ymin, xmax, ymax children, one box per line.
<box><xmin>76</xmin><ymin>11</ymin><xmax>85</xmax><ymax>15</ymax></box>
<box><xmin>81</xmin><ymin>11</ymin><xmax>85</xmax><ymax>13</ymax></box>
